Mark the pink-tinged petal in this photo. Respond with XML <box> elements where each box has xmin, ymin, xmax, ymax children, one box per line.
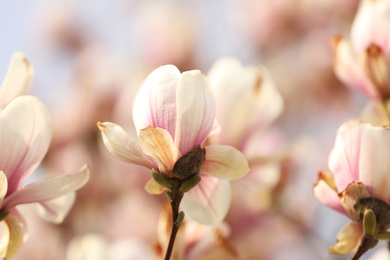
<box><xmin>132</xmin><ymin>65</ymin><xmax>180</xmax><ymax>139</ymax></box>
<box><xmin>181</xmin><ymin>175</ymin><xmax>231</xmax><ymax>225</ymax></box>
<box><xmin>313</xmin><ymin>172</ymin><xmax>347</xmax><ymax>216</ymax></box>
<box><xmin>97</xmin><ymin>122</ymin><xmax>154</xmax><ymax>169</ymax></box>
<box><xmin>0</xmin><ymin>53</ymin><xmax>33</xmax><ymax>109</ymax></box>
<box><xmin>0</xmin><ymin>214</ymin><xmax>24</xmax><ymax>260</ymax></box>
<box><xmin>351</xmin><ymin>0</ymin><xmax>390</xmax><ymax>53</ymax></box>
<box><xmin>208</xmin><ymin>57</ymin><xmax>283</xmax><ymax>149</ymax></box>
<box><xmin>3</xmin><ymin>165</ymin><xmax>89</xmax><ymax>210</ymax></box>
<box><xmin>201</xmin><ymin>145</ymin><xmax>249</xmax><ymax>180</ymax></box>
<box><xmin>329</xmin><ymin>221</ymin><xmax>362</xmax><ymax>255</ymax></box>
<box><xmin>360</xmin><ymin>100</ymin><xmax>390</xmax><ymax>126</ymax></box>
<box><xmin>174</xmin><ymin>70</ymin><xmax>216</xmax><ymax>155</ymax></box>
<box><xmin>333</xmin><ymin>37</ymin><xmax>380</xmax><ymax>99</ymax></box>
<box><xmin>356</xmin><ymin>124</ymin><xmax>390</xmax><ymax>201</ymax></box>
<box><xmin>34</xmin><ymin>192</ymin><xmax>76</xmax><ymax>224</ymax></box>
<box><xmin>139</xmin><ymin>126</ymin><xmax>181</xmax><ymax>177</ymax></box>
<box><xmin>144</xmin><ymin>178</ymin><xmax>164</xmax><ymax>195</ymax></box>
<box><xmin>0</xmin><ymin>96</ymin><xmax>52</xmax><ymax>196</ymax></box>
<box><xmin>331</xmin><ymin>120</ymin><xmax>390</xmax><ymax>201</ymax></box>
<box><xmin>0</xmin><ymin>172</ymin><xmax>7</xmax><ymax>208</ymax></box>
<box><xmin>338</xmin><ymin>182</ymin><xmax>370</xmax><ymax>220</ymax></box>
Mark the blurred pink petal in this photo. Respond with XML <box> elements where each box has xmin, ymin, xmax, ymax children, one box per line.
<box><xmin>0</xmin><ymin>53</ymin><xmax>33</xmax><ymax>109</ymax></box>
<box><xmin>208</xmin><ymin>57</ymin><xmax>283</xmax><ymax>149</ymax></box>
<box><xmin>34</xmin><ymin>192</ymin><xmax>76</xmax><ymax>224</ymax></box>
<box><xmin>0</xmin><ymin>96</ymin><xmax>52</xmax><ymax>195</ymax></box>
<box><xmin>202</xmin><ymin>145</ymin><xmax>249</xmax><ymax>180</ymax></box>
<box><xmin>351</xmin><ymin>0</ymin><xmax>390</xmax><ymax>53</ymax></box>
<box><xmin>174</xmin><ymin>70</ymin><xmax>216</xmax><ymax>155</ymax></box>
<box><xmin>181</xmin><ymin>175</ymin><xmax>231</xmax><ymax>225</ymax></box>
<box><xmin>3</xmin><ymin>165</ymin><xmax>89</xmax><ymax>210</ymax></box>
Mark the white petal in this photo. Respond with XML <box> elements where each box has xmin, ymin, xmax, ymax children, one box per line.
<box><xmin>174</xmin><ymin>70</ymin><xmax>216</xmax><ymax>155</ymax></box>
<box><xmin>34</xmin><ymin>192</ymin><xmax>76</xmax><ymax>224</ymax></box>
<box><xmin>132</xmin><ymin>65</ymin><xmax>180</xmax><ymax>139</ymax></box>
<box><xmin>201</xmin><ymin>145</ymin><xmax>249</xmax><ymax>180</ymax></box>
<box><xmin>0</xmin><ymin>53</ymin><xmax>33</xmax><ymax>109</ymax></box>
<box><xmin>97</xmin><ymin>122</ymin><xmax>153</xmax><ymax>169</ymax></box>
<box><xmin>181</xmin><ymin>176</ymin><xmax>231</xmax><ymax>225</ymax></box>
<box><xmin>0</xmin><ymin>96</ymin><xmax>52</xmax><ymax>195</ymax></box>
<box><xmin>3</xmin><ymin>165</ymin><xmax>89</xmax><ymax>210</ymax></box>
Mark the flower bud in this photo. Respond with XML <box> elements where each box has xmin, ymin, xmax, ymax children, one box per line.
<box><xmin>152</xmin><ymin>169</ymin><xmax>173</xmax><ymax>189</ymax></box>
<box><xmin>179</xmin><ymin>175</ymin><xmax>201</xmax><ymax>193</ymax></box>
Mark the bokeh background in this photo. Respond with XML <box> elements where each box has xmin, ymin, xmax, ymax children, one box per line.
<box><xmin>0</xmin><ymin>0</ymin><xmax>381</xmax><ymax>259</ymax></box>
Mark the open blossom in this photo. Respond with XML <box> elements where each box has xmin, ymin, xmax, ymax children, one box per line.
<box><xmin>98</xmin><ymin>65</ymin><xmax>249</xmax><ymax>225</ymax></box>
<box><xmin>333</xmin><ymin>0</ymin><xmax>390</xmax><ymax>101</ymax></box>
<box><xmin>0</xmin><ymin>53</ymin><xmax>90</xmax><ymax>259</ymax></box>
<box><xmin>313</xmin><ymin>120</ymin><xmax>390</xmax><ymax>255</ymax></box>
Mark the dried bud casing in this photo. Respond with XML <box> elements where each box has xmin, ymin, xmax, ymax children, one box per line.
<box><xmin>354</xmin><ymin>197</ymin><xmax>390</xmax><ymax>229</ymax></box>
<box><xmin>173</xmin><ymin>145</ymin><xmax>206</xmax><ymax>180</ymax></box>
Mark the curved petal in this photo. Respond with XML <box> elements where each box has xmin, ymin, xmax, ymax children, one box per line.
<box><xmin>181</xmin><ymin>175</ymin><xmax>231</xmax><ymax>225</ymax></box>
<box><xmin>313</xmin><ymin>172</ymin><xmax>347</xmax><ymax>217</ymax></box>
<box><xmin>97</xmin><ymin>122</ymin><xmax>153</xmax><ymax>169</ymax></box>
<box><xmin>0</xmin><ymin>214</ymin><xmax>24</xmax><ymax>260</ymax></box>
<box><xmin>132</xmin><ymin>65</ymin><xmax>180</xmax><ymax>139</ymax></box>
<box><xmin>34</xmin><ymin>192</ymin><xmax>76</xmax><ymax>224</ymax></box>
<box><xmin>3</xmin><ymin>165</ymin><xmax>90</xmax><ymax>210</ymax></box>
<box><xmin>0</xmin><ymin>96</ymin><xmax>52</xmax><ymax>196</ymax></box>
<box><xmin>208</xmin><ymin>58</ymin><xmax>283</xmax><ymax>149</ymax></box>
<box><xmin>329</xmin><ymin>221</ymin><xmax>362</xmax><ymax>255</ymax></box>
<box><xmin>139</xmin><ymin>126</ymin><xmax>180</xmax><ymax>177</ymax></box>
<box><xmin>351</xmin><ymin>0</ymin><xmax>390</xmax><ymax>53</ymax></box>
<box><xmin>144</xmin><ymin>178</ymin><xmax>165</xmax><ymax>195</ymax></box>
<box><xmin>174</xmin><ymin>70</ymin><xmax>216</xmax><ymax>155</ymax></box>
<box><xmin>201</xmin><ymin>145</ymin><xmax>249</xmax><ymax>180</ymax></box>
<box><xmin>329</xmin><ymin>120</ymin><xmax>363</xmax><ymax>192</ymax></box>
<box><xmin>0</xmin><ymin>53</ymin><xmax>33</xmax><ymax>109</ymax></box>
<box><xmin>333</xmin><ymin>37</ymin><xmax>379</xmax><ymax>99</ymax></box>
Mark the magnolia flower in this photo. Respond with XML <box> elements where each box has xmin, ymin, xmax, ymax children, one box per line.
<box><xmin>313</xmin><ymin>120</ymin><xmax>390</xmax><ymax>255</ymax></box>
<box><xmin>0</xmin><ymin>53</ymin><xmax>89</xmax><ymax>259</ymax></box>
<box><xmin>206</xmin><ymin>57</ymin><xmax>285</xmax><ymax>211</ymax></box>
<box><xmin>98</xmin><ymin>65</ymin><xmax>249</xmax><ymax>225</ymax></box>
<box><xmin>333</xmin><ymin>0</ymin><xmax>390</xmax><ymax>101</ymax></box>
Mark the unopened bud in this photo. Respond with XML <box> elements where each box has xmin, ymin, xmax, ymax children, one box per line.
<box><xmin>176</xmin><ymin>211</ymin><xmax>185</xmax><ymax>225</ymax></box>
<box><xmin>363</xmin><ymin>209</ymin><xmax>376</xmax><ymax>236</ymax></box>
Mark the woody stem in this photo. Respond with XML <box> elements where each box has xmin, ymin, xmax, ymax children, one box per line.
<box><xmin>164</xmin><ymin>189</ymin><xmax>184</xmax><ymax>260</ymax></box>
<box><xmin>351</xmin><ymin>235</ymin><xmax>375</xmax><ymax>260</ymax></box>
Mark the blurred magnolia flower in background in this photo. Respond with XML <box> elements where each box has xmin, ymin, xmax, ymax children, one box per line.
<box><xmin>98</xmin><ymin>65</ymin><xmax>249</xmax><ymax>225</ymax></box>
<box><xmin>314</xmin><ymin>120</ymin><xmax>390</xmax><ymax>256</ymax></box>
<box><xmin>0</xmin><ymin>53</ymin><xmax>89</xmax><ymax>259</ymax></box>
<box><xmin>333</xmin><ymin>0</ymin><xmax>390</xmax><ymax>101</ymax></box>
